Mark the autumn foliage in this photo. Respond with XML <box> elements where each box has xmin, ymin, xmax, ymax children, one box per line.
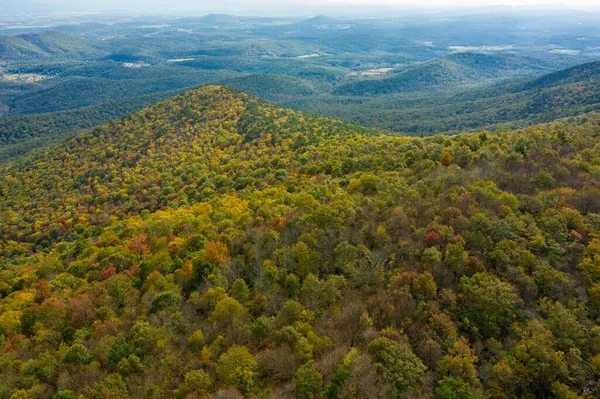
<box><xmin>1</xmin><ymin>86</ymin><xmax>600</xmax><ymax>398</ymax></box>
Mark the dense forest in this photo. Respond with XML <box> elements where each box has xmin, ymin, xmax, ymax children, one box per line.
<box><xmin>2</xmin><ymin>86</ymin><xmax>600</xmax><ymax>398</ymax></box>
<box><xmin>0</xmin><ymin>92</ymin><xmax>177</xmax><ymax>162</ymax></box>
<box><xmin>287</xmin><ymin>60</ymin><xmax>600</xmax><ymax>135</ymax></box>
<box><xmin>332</xmin><ymin>52</ymin><xmax>558</xmax><ymax>96</ymax></box>
<box><xmin>2</xmin><ymin>11</ymin><xmax>599</xmax><ymax>163</ymax></box>
<box><xmin>3</xmin><ymin>58</ymin><xmax>599</xmax><ymax>162</ymax></box>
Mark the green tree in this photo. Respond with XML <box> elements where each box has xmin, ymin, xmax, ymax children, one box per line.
<box><xmin>230</xmin><ymin>278</ymin><xmax>250</xmax><ymax>303</ymax></box>
<box><xmin>210</xmin><ymin>296</ymin><xmax>250</xmax><ymax>342</ymax></box>
<box><xmin>116</xmin><ymin>354</ymin><xmax>144</xmax><ymax>375</ymax></box>
<box><xmin>176</xmin><ymin>369</ymin><xmax>213</xmax><ymax>398</ymax></box>
<box><xmin>89</xmin><ymin>374</ymin><xmax>129</xmax><ymax>399</ymax></box>
<box><xmin>53</xmin><ymin>391</ymin><xmax>76</xmax><ymax>399</ymax></box>
<box><xmin>435</xmin><ymin>377</ymin><xmax>481</xmax><ymax>399</ymax></box>
<box><xmin>188</xmin><ymin>329</ymin><xmax>205</xmax><ymax>352</ymax></box>
<box><xmin>458</xmin><ymin>272</ymin><xmax>520</xmax><ymax>338</ymax></box>
<box><xmin>63</xmin><ymin>343</ymin><xmax>92</xmax><ymax>365</ymax></box>
<box><xmin>412</xmin><ymin>271</ymin><xmax>438</xmax><ymax>301</ymax></box>
<box><xmin>107</xmin><ymin>335</ymin><xmax>131</xmax><ymax>370</ymax></box>
<box><xmin>285</xmin><ymin>273</ymin><xmax>301</xmax><ymax>298</ymax></box>
<box><xmin>445</xmin><ymin>243</ymin><xmax>468</xmax><ymax>273</ymax></box>
<box><xmin>9</xmin><ymin>391</ymin><xmax>32</xmax><ymax>399</ymax></box>
<box><xmin>294</xmin><ymin>361</ymin><xmax>324</xmax><ymax>399</ymax></box>
<box><xmin>513</xmin><ymin>320</ymin><xmax>567</xmax><ymax>395</ymax></box>
<box><xmin>216</xmin><ymin>345</ymin><xmax>258</xmax><ymax>394</ymax></box>
<box><xmin>436</xmin><ymin>338</ymin><xmax>481</xmax><ymax>392</ymax></box>
<box><xmin>368</xmin><ymin>337</ymin><xmax>426</xmax><ymax>395</ymax></box>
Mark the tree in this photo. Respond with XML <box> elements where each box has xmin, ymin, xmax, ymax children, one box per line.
<box><xmin>285</xmin><ymin>274</ymin><xmax>301</xmax><ymax>298</ymax></box>
<box><xmin>436</xmin><ymin>338</ymin><xmax>481</xmax><ymax>392</ymax></box>
<box><xmin>294</xmin><ymin>361</ymin><xmax>323</xmax><ymax>399</ymax></box>
<box><xmin>53</xmin><ymin>391</ymin><xmax>76</xmax><ymax>399</ymax></box>
<box><xmin>176</xmin><ymin>369</ymin><xmax>213</xmax><ymax>398</ymax></box>
<box><xmin>116</xmin><ymin>354</ymin><xmax>144</xmax><ymax>375</ymax></box>
<box><xmin>368</xmin><ymin>337</ymin><xmax>426</xmax><ymax>395</ymax></box>
<box><xmin>445</xmin><ymin>243</ymin><xmax>468</xmax><ymax>273</ymax></box>
<box><xmin>203</xmin><ymin>241</ymin><xmax>230</xmax><ymax>265</ymax></box>
<box><xmin>422</xmin><ymin>247</ymin><xmax>443</xmax><ymax>268</ymax></box>
<box><xmin>107</xmin><ymin>335</ymin><xmax>131</xmax><ymax>370</ymax></box>
<box><xmin>532</xmin><ymin>172</ymin><xmax>555</xmax><ymax>190</ymax></box>
<box><xmin>188</xmin><ymin>329</ymin><xmax>205</xmax><ymax>352</ymax></box>
<box><xmin>435</xmin><ymin>377</ymin><xmax>481</xmax><ymax>399</ymax></box>
<box><xmin>63</xmin><ymin>343</ymin><xmax>92</xmax><ymax>365</ymax></box>
<box><xmin>216</xmin><ymin>345</ymin><xmax>258</xmax><ymax>394</ymax></box>
<box><xmin>210</xmin><ymin>296</ymin><xmax>250</xmax><ymax>342</ymax></box>
<box><xmin>230</xmin><ymin>279</ymin><xmax>250</xmax><ymax>303</ymax></box>
<box><xmin>441</xmin><ymin>151</ymin><xmax>454</xmax><ymax>166</ymax></box>
<box><xmin>9</xmin><ymin>390</ymin><xmax>32</xmax><ymax>399</ymax></box>
<box><xmin>149</xmin><ymin>291</ymin><xmax>182</xmax><ymax>314</ymax></box>
<box><xmin>300</xmin><ymin>274</ymin><xmax>343</xmax><ymax>312</ymax></box>
<box><xmin>458</xmin><ymin>272</ymin><xmax>520</xmax><ymax>338</ymax></box>
<box><xmin>513</xmin><ymin>320</ymin><xmax>567</xmax><ymax>395</ymax></box>
<box><xmin>324</xmin><ymin>348</ymin><xmax>360</xmax><ymax>398</ymax></box>
<box><xmin>539</xmin><ymin>300</ymin><xmax>586</xmax><ymax>352</ymax></box>
<box><xmin>89</xmin><ymin>374</ymin><xmax>129</xmax><ymax>399</ymax></box>
<box><xmin>412</xmin><ymin>272</ymin><xmax>437</xmax><ymax>301</ymax></box>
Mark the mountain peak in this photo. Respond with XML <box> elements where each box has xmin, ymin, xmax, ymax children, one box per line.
<box><xmin>0</xmin><ymin>85</ymin><xmax>377</xmax><ymax>246</ymax></box>
<box><xmin>299</xmin><ymin>15</ymin><xmax>338</xmax><ymax>25</ymax></box>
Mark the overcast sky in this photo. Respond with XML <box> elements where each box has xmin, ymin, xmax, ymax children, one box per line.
<box><xmin>328</xmin><ymin>0</ymin><xmax>596</xmax><ymax>6</ymax></box>
<box><xmin>4</xmin><ymin>0</ymin><xmax>600</xmax><ymax>16</ymax></box>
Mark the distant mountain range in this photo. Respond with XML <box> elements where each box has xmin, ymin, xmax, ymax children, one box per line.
<box><xmin>0</xmin><ymin>31</ymin><xmax>102</xmax><ymax>60</ymax></box>
<box><xmin>288</xmin><ymin>58</ymin><xmax>600</xmax><ymax>134</ymax></box>
<box><xmin>1</xmin><ymin>56</ymin><xmax>599</xmax><ymax>162</ymax></box>
<box><xmin>334</xmin><ymin>52</ymin><xmax>572</xmax><ymax>96</ymax></box>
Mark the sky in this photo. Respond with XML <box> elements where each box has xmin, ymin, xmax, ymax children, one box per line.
<box><xmin>330</xmin><ymin>0</ymin><xmax>597</xmax><ymax>6</ymax></box>
<box><xmin>3</xmin><ymin>0</ymin><xmax>600</xmax><ymax>16</ymax></box>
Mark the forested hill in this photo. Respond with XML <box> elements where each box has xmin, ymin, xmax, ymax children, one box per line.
<box><xmin>0</xmin><ymin>85</ymin><xmax>379</xmax><ymax>248</ymax></box>
<box><xmin>519</xmin><ymin>60</ymin><xmax>600</xmax><ymax>91</ymax></box>
<box><xmin>0</xmin><ymin>32</ymin><xmax>103</xmax><ymax>60</ymax></box>
<box><xmin>294</xmin><ymin>59</ymin><xmax>600</xmax><ymax>134</ymax></box>
<box><xmin>0</xmin><ymin>91</ymin><xmax>179</xmax><ymax>163</ymax></box>
<box><xmin>2</xmin><ymin>86</ymin><xmax>600</xmax><ymax>398</ymax></box>
<box><xmin>333</xmin><ymin>52</ymin><xmax>559</xmax><ymax>96</ymax></box>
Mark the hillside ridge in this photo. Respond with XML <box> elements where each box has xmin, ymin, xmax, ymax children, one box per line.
<box><xmin>2</xmin><ymin>84</ymin><xmax>600</xmax><ymax>398</ymax></box>
<box><xmin>0</xmin><ymin>31</ymin><xmax>102</xmax><ymax>60</ymax></box>
<box><xmin>0</xmin><ymin>84</ymin><xmax>378</xmax><ymax>247</ymax></box>
<box><xmin>333</xmin><ymin>52</ymin><xmax>560</xmax><ymax>96</ymax></box>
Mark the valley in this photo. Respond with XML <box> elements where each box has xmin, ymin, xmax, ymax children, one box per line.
<box><xmin>1</xmin><ymin>11</ymin><xmax>600</xmax><ymax>160</ymax></box>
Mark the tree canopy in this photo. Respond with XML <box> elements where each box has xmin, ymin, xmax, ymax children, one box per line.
<box><xmin>1</xmin><ymin>86</ymin><xmax>600</xmax><ymax>398</ymax></box>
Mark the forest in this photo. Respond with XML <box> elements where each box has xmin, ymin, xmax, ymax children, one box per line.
<box><xmin>2</xmin><ymin>10</ymin><xmax>600</xmax><ymax>161</ymax></box>
<box><xmin>0</xmin><ymin>93</ymin><xmax>176</xmax><ymax>162</ymax></box>
<box><xmin>2</xmin><ymin>86</ymin><xmax>600</xmax><ymax>398</ymax></box>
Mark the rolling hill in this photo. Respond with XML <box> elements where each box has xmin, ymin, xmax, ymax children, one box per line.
<box><xmin>0</xmin><ymin>86</ymin><xmax>378</xmax><ymax>247</ymax></box>
<box><xmin>1</xmin><ymin>57</ymin><xmax>598</xmax><ymax>165</ymax></box>
<box><xmin>0</xmin><ymin>91</ymin><xmax>176</xmax><ymax>162</ymax></box>
<box><xmin>291</xmin><ymin>59</ymin><xmax>600</xmax><ymax>134</ymax></box>
<box><xmin>1</xmin><ymin>86</ymin><xmax>600</xmax><ymax>398</ymax></box>
<box><xmin>517</xmin><ymin>59</ymin><xmax>600</xmax><ymax>91</ymax></box>
<box><xmin>334</xmin><ymin>52</ymin><xmax>566</xmax><ymax>96</ymax></box>
<box><xmin>220</xmin><ymin>73</ymin><xmax>325</xmax><ymax>102</ymax></box>
<box><xmin>0</xmin><ymin>31</ymin><xmax>103</xmax><ymax>60</ymax></box>
<box><xmin>0</xmin><ymin>34</ymin><xmax>47</xmax><ymax>59</ymax></box>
